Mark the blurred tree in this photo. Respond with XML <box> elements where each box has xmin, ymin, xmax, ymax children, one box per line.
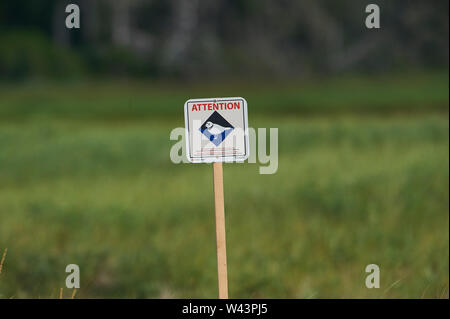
<box><xmin>0</xmin><ymin>0</ymin><xmax>447</xmax><ymax>79</ymax></box>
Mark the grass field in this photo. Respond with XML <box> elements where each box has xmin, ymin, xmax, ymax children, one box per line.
<box><xmin>0</xmin><ymin>71</ymin><xmax>448</xmax><ymax>298</ymax></box>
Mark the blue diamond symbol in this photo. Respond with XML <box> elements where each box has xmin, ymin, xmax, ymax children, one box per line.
<box><xmin>200</xmin><ymin>111</ymin><xmax>234</xmax><ymax>146</ymax></box>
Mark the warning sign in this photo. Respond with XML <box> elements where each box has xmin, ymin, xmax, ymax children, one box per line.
<box><xmin>184</xmin><ymin>97</ymin><xmax>249</xmax><ymax>163</ymax></box>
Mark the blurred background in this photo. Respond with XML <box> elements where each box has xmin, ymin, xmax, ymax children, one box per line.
<box><xmin>0</xmin><ymin>0</ymin><xmax>448</xmax><ymax>298</ymax></box>
<box><xmin>0</xmin><ymin>0</ymin><xmax>449</xmax><ymax>80</ymax></box>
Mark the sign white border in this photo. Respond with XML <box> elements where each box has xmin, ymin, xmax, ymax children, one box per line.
<box><xmin>184</xmin><ymin>97</ymin><xmax>250</xmax><ymax>163</ymax></box>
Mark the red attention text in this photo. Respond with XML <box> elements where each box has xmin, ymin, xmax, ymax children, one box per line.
<box><xmin>191</xmin><ymin>101</ymin><xmax>241</xmax><ymax>112</ymax></box>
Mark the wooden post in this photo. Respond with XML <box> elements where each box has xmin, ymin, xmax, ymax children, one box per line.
<box><xmin>212</xmin><ymin>162</ymin><xmax>228</xmax><ymax>299</ymax></box>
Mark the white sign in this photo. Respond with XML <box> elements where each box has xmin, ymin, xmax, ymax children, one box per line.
<box><xmin>184</xmin><ymin>97</ymin><xmax>249</xmax><ymax>163</ymax></box>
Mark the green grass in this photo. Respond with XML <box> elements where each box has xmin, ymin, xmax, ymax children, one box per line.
<box><xmin>0</xmin><ymin>71</ymin><xmax>448</xmax><ymax>120</ymax></box>
<box><xmin>0</xmin><ymin>72</ymin><xmax>448</xmax><ymax>298</ymax></box>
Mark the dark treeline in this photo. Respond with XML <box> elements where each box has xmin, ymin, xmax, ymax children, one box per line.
<box><xmin>0</xmin><ymin>0</ymin><xmax>448</xmax><ymax>80</ymax></box>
